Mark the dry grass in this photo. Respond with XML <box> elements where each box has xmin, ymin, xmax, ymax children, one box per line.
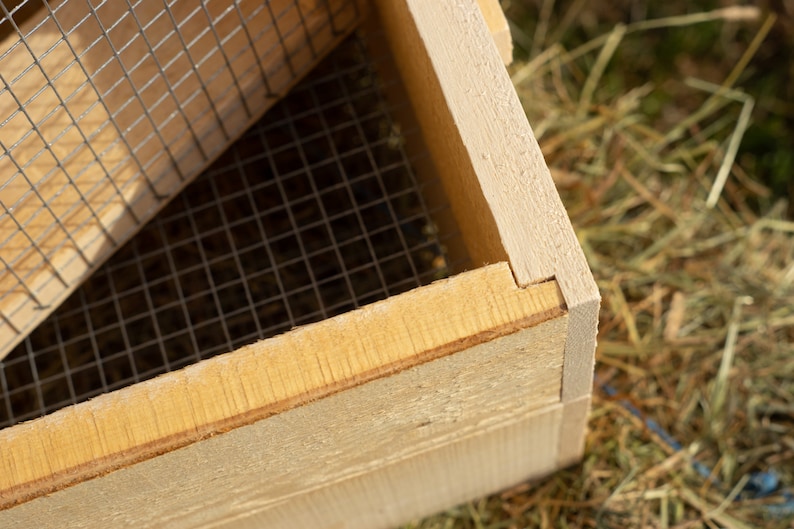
<box><xmin>405</xmin><ymin>2</ymin><xmax>794</xmax><ymax>528</ymax></box>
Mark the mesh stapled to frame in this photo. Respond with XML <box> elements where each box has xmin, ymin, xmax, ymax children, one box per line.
<box><xmin>0</xmin><ymin>33</ymin><xmax>464</xmax><ymax>429</ymax></box>
<box><xmin>0</xmin><ymin>0</ymin><xmax>363</xmax><ymax>364</ymax></box>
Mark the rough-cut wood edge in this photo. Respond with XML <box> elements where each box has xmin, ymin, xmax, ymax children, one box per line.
<box><xmin>0</xmin><ymin>263</ymin><xmax>565</xmax><ymax>511</ymax></box>
<box><xmin>0</xmin><ymin>0</ymin><xmax>367</xmax><ymax>363</ymax></box>
<box><xmin>372</xmin><ymin>0</ymin><xmax>600</xmax><ymax>402</ymax></box>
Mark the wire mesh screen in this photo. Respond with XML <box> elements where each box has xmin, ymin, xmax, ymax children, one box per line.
<box><xmin>0</xmin><ymin>0</ymin><xmax>363</xmax><ymax>363</ymax></box>
<box><xmin>0</xmin><ymin>32</ymin><xmax>464</xmax><ymax>429</ymax></box>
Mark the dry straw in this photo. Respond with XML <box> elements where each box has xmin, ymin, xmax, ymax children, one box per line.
<box><xmin>406</xmin><ymin>3</ymin><xmax>793</xmax><ymax>528</ymax></box>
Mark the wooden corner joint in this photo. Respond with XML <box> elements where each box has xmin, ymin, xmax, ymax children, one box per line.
<box><xmin>0</xmin><ymin>263</ymin><xmax>567</xmax><ymax>511</ymax></box>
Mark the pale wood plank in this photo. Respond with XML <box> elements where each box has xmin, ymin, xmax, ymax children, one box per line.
<box><xmin>0</xmin><ymin>0</ymin><xmax>365</xmax><ymax>361</ymax></box>
<box><xmin>2</xmin><ymin>397</ymin><xmax>567</xmax><ymax>529</ymax></box>
<box><xmin>372</xmin><ymin>0</ymin><xmax>600</xmax><ymax>401</ymax></box>
<box><xmin>251</xmin><ymin>404</ymin><xmax>564</xmax><ymax>529</ymax></box>
<box><xmin>0</xmin><ymin>262</ymin><xmax>565</xmax><ymax>512</ymax></box>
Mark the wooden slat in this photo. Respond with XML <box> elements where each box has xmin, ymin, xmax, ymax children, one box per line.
<box><xmin>0</xmin><ymin>263</ymin><xmax>566</xmax><ymax>515</ymax></box>
<box><xmin>248</xmin><ymin>403</ymin><xmax>566</xmax><ymax>529</ymax></box>
<box><xmin>0</xmin><ymin>0</ymin><xmax>365</xmax><ymax>361</ymax></box>
<box><xmin>372</xmin><ymin>0</ymin><xmax>600</xmax><ymax>403</ymax></box>
<box><xmin>3</xmin><ymin>400</ymin><xmax>569</xmax><ymax>529</ymax></box>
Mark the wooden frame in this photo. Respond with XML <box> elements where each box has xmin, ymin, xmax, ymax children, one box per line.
<box><xmin>0</xmin><ymin>1</ymin><xmax>599</xmax><ymax>527</ymax></box>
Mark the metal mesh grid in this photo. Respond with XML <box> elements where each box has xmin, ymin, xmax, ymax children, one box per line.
<box><xmin>0</xmin><ymin>32</ymin><xmax>464</xmax><ymax>429</ymax></box>
<box><xmin>0</xmin><ymin>0</ymin><xmax>362</xmax><ymax>362</ymax></box>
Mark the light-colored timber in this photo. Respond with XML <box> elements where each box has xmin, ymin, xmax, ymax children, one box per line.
<box><xmin>4</xmin><ymin>402</ymin><xmax>569</xmax><ymax>529</ymax></box>
<box><xmin>0</xmin><ymin>0</ymin><xmax>364</xmax><ymax>361</ymax></box>
<box><xmin>0</xmin><ymin>263</ymin><xmax>567</xmax><ymax>524</ymax></box>
<box><xmin>373</xmin><ymin>0</ymin><xmax>600</xmax><ymax>402</ymax></box>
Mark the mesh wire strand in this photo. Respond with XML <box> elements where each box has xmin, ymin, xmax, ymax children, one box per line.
<box><xmin>0</xmin><ymin>32</ymin><xmax>463</xmax><ymax>429</ymax></box>
<box><xmin>0</xmin><ymin>0</ymin><xmax>361</xmax><ymax>358</ymax></box>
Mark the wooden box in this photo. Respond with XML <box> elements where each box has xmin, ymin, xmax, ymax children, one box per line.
<box><xmin>0</xmin><ymin>1</ymin><xmax>599</xmax><ymax>527</ymax></box>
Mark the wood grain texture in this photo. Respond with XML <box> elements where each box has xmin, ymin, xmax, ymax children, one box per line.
<box><xmin>557</xmin><ymin>394</ymin><xmax>592</xmax><ymax>468</ymax></box>
<box><xmin>0</xmin><ymin>262</ymin><xmax>566</xmax><ymax>514</ymax></box>
<box><xmin>0</xmin><ymin>0</ymin><xmax>364</xmax><ymax>361</ymax></box>
<box><xmin>372</xmin><ymin>0</ymin><xmax>600</xmax><ymax>401</ymax></box>
<box><xmin>3</xmin><ymin>398</ymin><xmax>567</xmax><ymax>529</ymax></box>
